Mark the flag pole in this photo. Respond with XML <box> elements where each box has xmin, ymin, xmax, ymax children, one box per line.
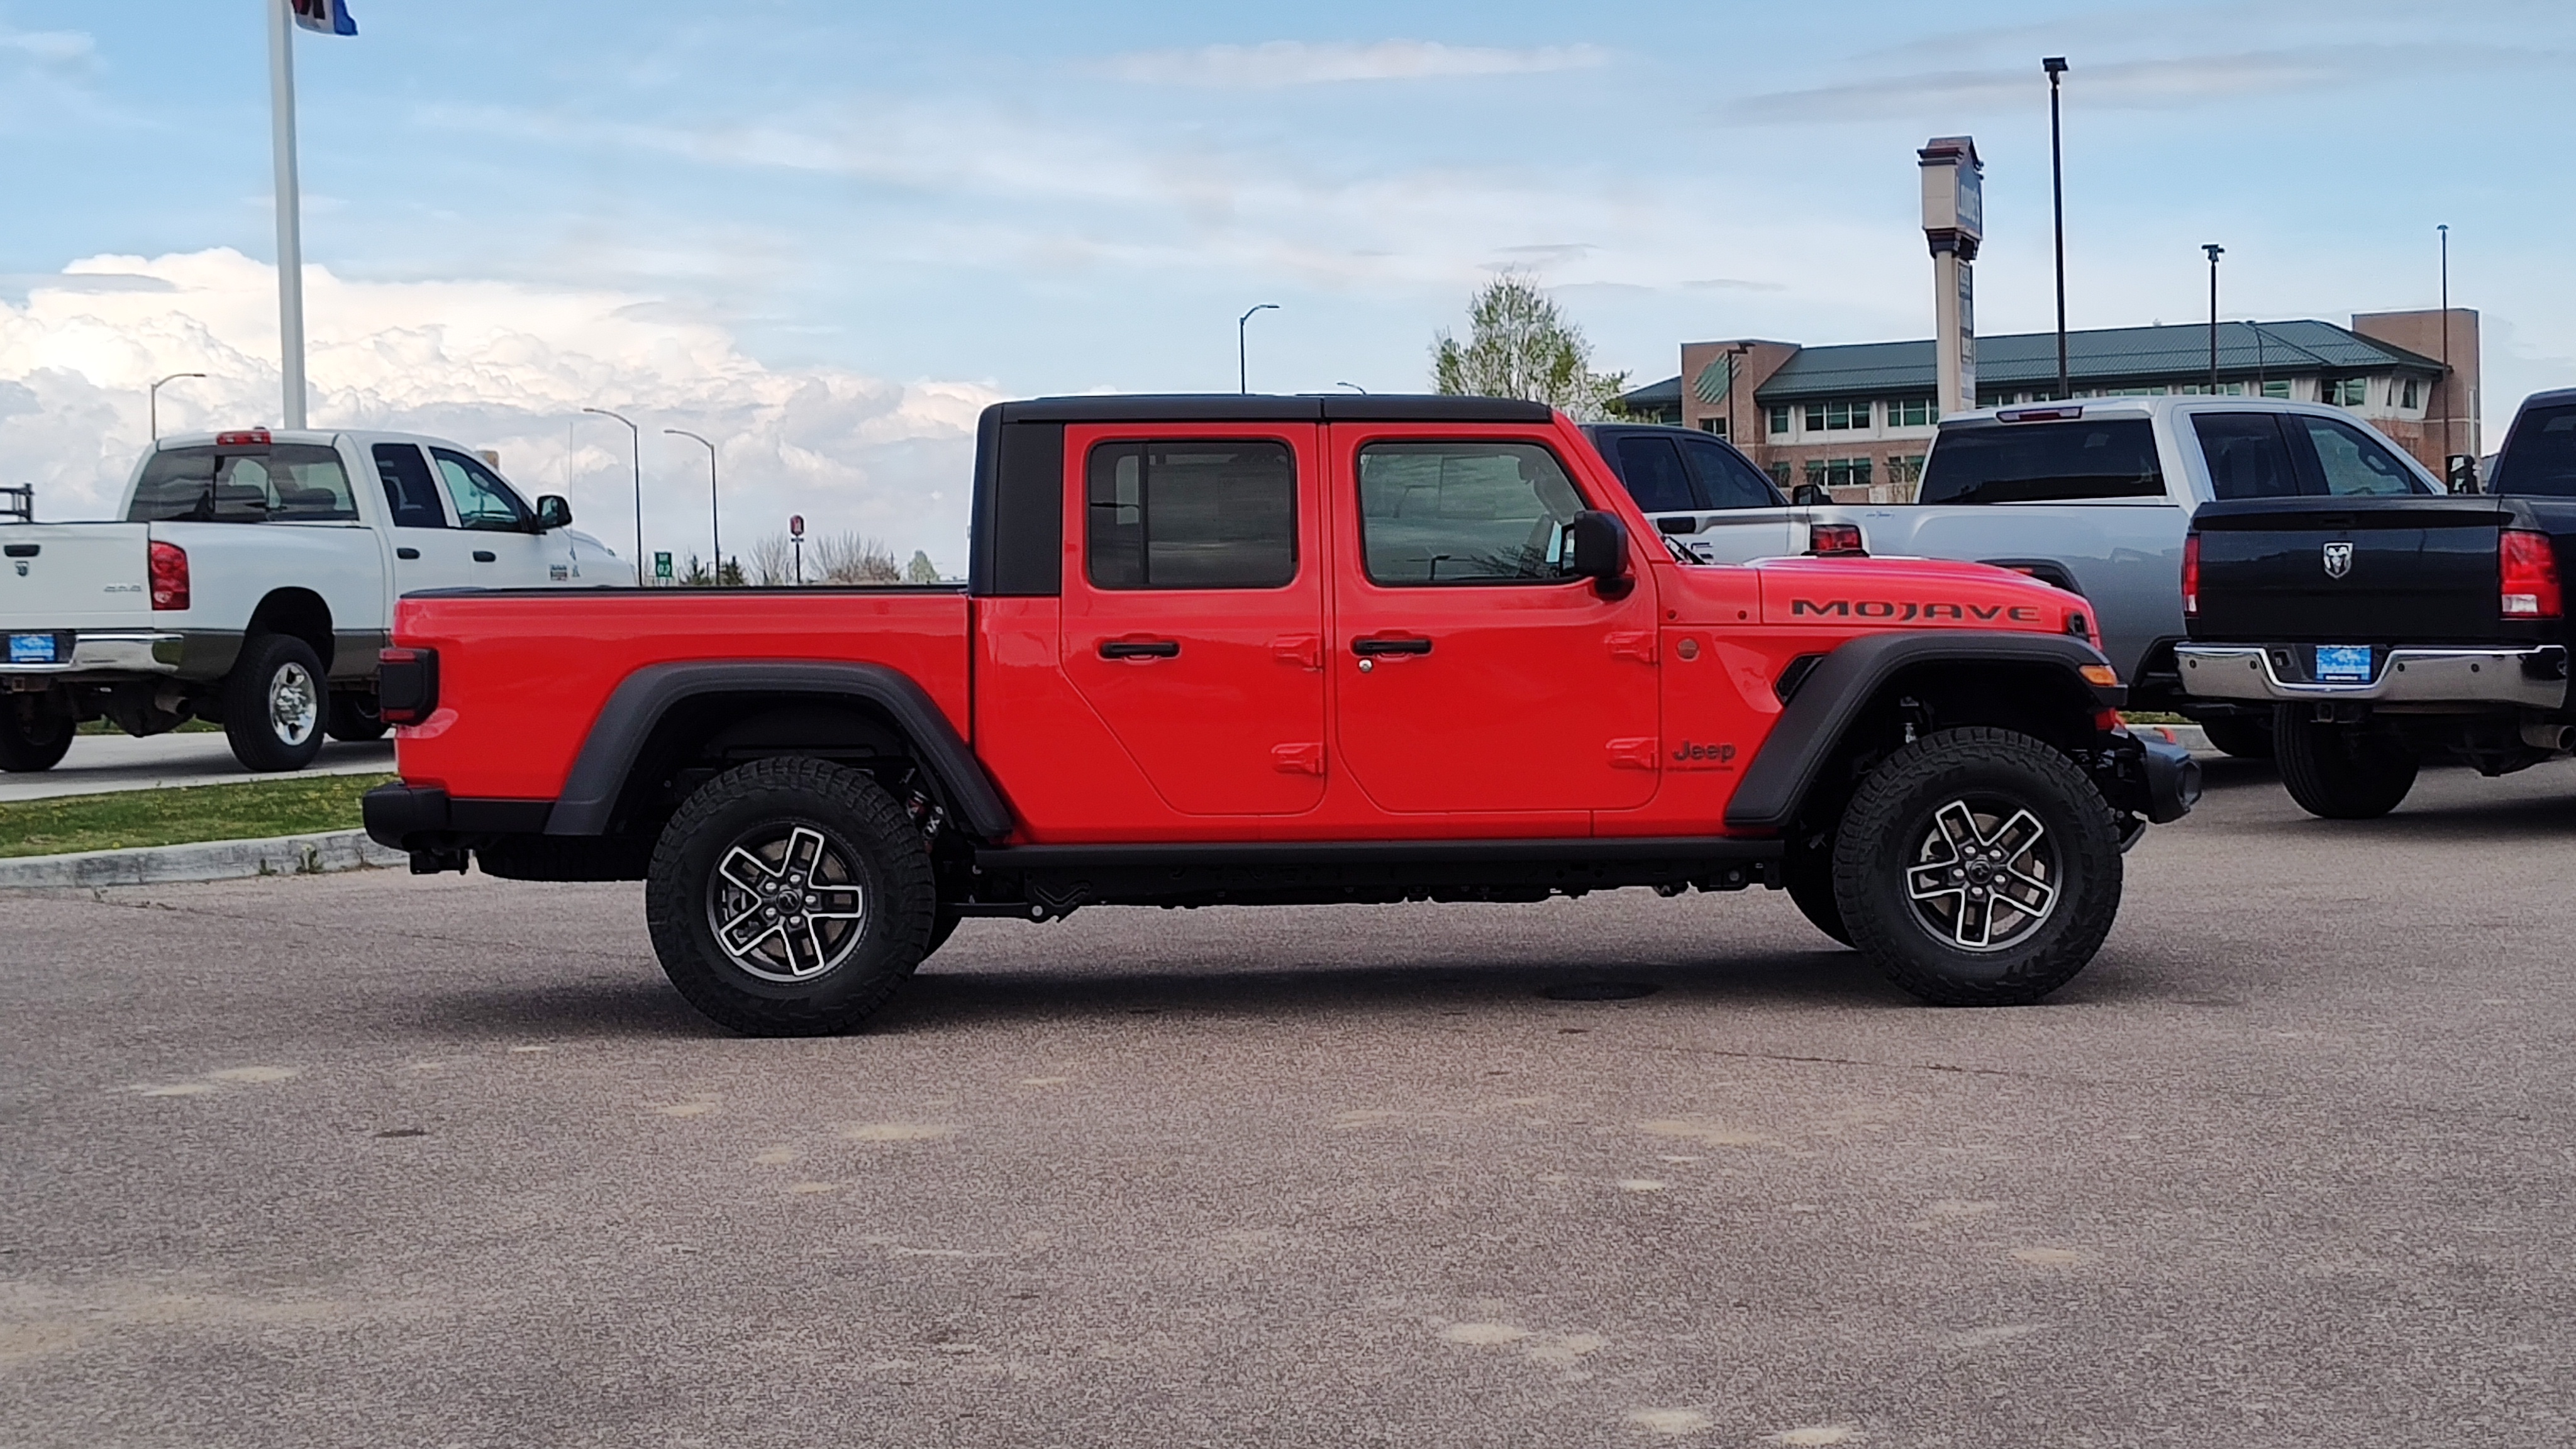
<box><xmin>267</xmin><ymin>0</ymin><xmax>308</xmax><ymax>431</ymax></box>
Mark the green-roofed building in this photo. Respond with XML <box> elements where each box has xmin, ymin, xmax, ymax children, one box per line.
<box><xmin>1616</xmin><ymin>308</ymin><xmax>2478</xmax><ymax>502</ymax></box>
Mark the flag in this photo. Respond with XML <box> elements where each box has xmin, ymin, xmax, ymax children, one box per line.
<box><xmin>289</xmin><ymin>0</ymin><xmax>357</xmax><ymax>36</ymax></box>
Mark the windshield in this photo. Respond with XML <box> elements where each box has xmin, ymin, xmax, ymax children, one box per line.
<box><xmin>2496</xmin><ymin>403</ymin><xmax>2576</xmax><ymax>497</ymax></box>
<box><xmin>127</xmin><ymin>445</ymin><xmax>358</xmax><ymax>523</ymax></box>
<box><xmin>1918</xmin><ymin>419</ymin><xmax>2163</xmax><ymax>505</ymax></box>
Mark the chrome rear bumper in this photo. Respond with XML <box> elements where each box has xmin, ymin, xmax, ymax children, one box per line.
<box><xmin>2177</xmin><ymin>644</ymin><xmax>2568</xmax><ymax>711</ymax></box>
<box><xmin>0</xmin><ymin>630</ymin><xmax>184</xmax><ymax>677</ymax></box>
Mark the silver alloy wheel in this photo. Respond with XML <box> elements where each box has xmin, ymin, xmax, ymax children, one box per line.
<box><xmin>267</xmin><ymin>662</ymin><xmax>319</xmax><ymax>747</ymax></box>
<box><xmin>706</xmin><ymin>824</ymin><xmax>867</xmax><ymax>982</ymax></box>
<box><xmin>1904</xmin><ymin>797</ymin><xmax>2059</xmax><ymax>952</ymax></box>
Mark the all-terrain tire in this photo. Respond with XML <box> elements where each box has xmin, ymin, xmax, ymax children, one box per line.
<box><xmin>1832</xmin><ymin>726</ymin><xmax>2124</xmax><ymax>1007</ymax></box>
<box><xmin>645</xmin><ymin>757</ymin><xmax>936</xmax><ymax>1036</ymax></box>
<box><xmin>0</xmin><ymin>701</ymin><xmax>73</xmax><ymax>772</ymax></box>
<box><xmin>2197</xmin><ymin>714</ymin><xmax>2274</xmax><ymax>759</ymax></box>
<box><xmin>2272</xmin><ymin>707</ymin><xmax>2418</xmax><ymax>819</ymax></box>
<box><xmin>326</xmin><ymin>692</ymin><xmax>389</xmax><ymax>743</ymax></box>
<box><xmin>1780</xmin><ymin>829</ymin><xmax>1852</xmax><ymax>946</ymax></box>
<box><xmin>223</xmin><ymin>633</ymin><xmax>328</xmax><ymax>772</ymax></box>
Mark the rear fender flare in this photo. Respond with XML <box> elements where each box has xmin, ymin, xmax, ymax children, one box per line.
<box><xmin>1724</xmin><ymin>631</ymin><xmax>2123</xmax><ymax>833</ymax></box>
<box><xmin>543</xmin><ymin>662</ymin><xmax>1013</xmax><ymax>842</ymax></box>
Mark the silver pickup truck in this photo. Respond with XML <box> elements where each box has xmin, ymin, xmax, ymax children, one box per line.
<box><xmin>1589</xmin><ymin>397</ymin><xmax>2443</xmax><ymax>757</ymax></box>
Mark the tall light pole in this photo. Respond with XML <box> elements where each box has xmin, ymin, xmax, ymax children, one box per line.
<box><xmin>267</xmin><ymin>0</ymin><xmax>309</xmax><ymax>430</ymax></box>
<box><xmin>149</xmin><ymin>372</ymin><xmax>206</xmax><ymax>443</ymax></box>
<box><xmin>2202</xmin><ymin>244</ymin><xmax>2224</xmax><ymax>392</ymax></box>
<box><xmin>584</xmin><ymin>407</ymin><xmax>643</xmax><ymax>587</ymax></box>
<box><xmin>1238</xmin><ymin>303</ymin><xmax>1279</xmax><ymax>394</ymax></box>
<box><xmin>665</xmin><ymin>429</ymin><xmax>720</xmax><ymax>584</ymax></box>
<box><xmin>2044</xmin><ymin>57</ymin><xmax>2070</xmax><ymax>401</ymax></box>
<box><xmin>2439</xmin><ymin>223</ymin><xmax>2453</xmax><ymax>487</ymax></box>
<box><xmin>1722</xmin><ymin>341</ymin><xmax>1753</xmax><ymax>444</ymax></box>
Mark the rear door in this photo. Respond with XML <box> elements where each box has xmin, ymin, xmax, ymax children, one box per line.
<box><xmin>1058</xmin><ymin>423</ymin><xmax>1328</xmax><ymax>816</ymax></box>
<box><xmin>1329</xmin><ymin>425</ymin><xmax>1660</xmax><ymax>814</ymax></box>
<box><xmin>369</xmin><ymin>442</ymin><xmax>473</xmax><ymax>594</ymax></box>
<box><xmin>1675</xmin><ymin>431</ymin><xmax>1797</xmax><ymax>562</ymax></box>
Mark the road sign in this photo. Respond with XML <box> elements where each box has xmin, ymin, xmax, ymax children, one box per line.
<box><xmin>789</xmin><ymin>514</ymin><xmax>805</xmax><ymax>540</ymax></box>
<box><xmin>653</xmin><ymin>551</ymin><xmax>673</xmax><ymax>581</ymax></box>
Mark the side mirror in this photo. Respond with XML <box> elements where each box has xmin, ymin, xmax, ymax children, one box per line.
<box><xmin>533</xmin><ymin>495</ymin><xmax>574</xmax><ymax>531</ymax></box>
<box><xmin>1791</xmin><ymin>483</ymin><xmax>1828</xmax><ymax>506</ymax></box>
<box><xmin>1568</xmin><ymin>509</ymin><xmax>1629</xmax><ymax>591</ymax></box>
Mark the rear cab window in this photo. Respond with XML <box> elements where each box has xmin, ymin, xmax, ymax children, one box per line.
<box><xmin>2494</xmin><ymin>403</ymin><xmax>2576</xmax><ymax>497</ymax></box>
<box><xmin>127</xmin><ymin>443</ymin><xmax>358</xmax><ymax>523</ymax></box>
<box><xmin>1918</xmin><ymin>418</ymin><xmax>2164</xmax><ymax>504</ymax></box>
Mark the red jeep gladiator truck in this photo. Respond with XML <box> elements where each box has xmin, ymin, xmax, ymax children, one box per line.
<box><xmin>364</xmin><ymin>395</ymin><xmax>2197</xmax><ymax>1034</ymax></box>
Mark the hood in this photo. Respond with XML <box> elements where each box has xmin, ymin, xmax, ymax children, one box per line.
<box><xmin>1749</xmin><ymin>555</ymin><xmax>2088</xmax><ymax>633</ymax></box>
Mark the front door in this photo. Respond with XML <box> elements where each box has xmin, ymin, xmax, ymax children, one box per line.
<box><xmin>428</xmin><ymin>447</ymin><xmax>572</xmax><ymax>586</ymax></box>
<box><xmin>1329</xmin><ymin>426</ymin><xmax>1661</xmax><ymax>814</ymax></box>
<box><xmin>1058</xmin><ymin>424</ymin><xmax>1328</xmax><ymax>816</ymax></box>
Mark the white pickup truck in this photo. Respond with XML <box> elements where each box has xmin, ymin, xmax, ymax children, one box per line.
<box><xmin>1</xmin><ymin>428</ymin><xmax>613</xmax><ymax>773</ymax></box>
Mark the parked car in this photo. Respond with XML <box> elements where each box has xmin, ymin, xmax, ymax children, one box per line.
<box><xmin>1579</xmin><ymin>422</ymin><xmax>1796</xmax><ymax>562</ymax></box>
<box><xmin>0</xmin><ymin>428</ymin><xmax>605</xmax><ymax>774</ymax></box>
<box><xmin>2179</xmin><ymin>387</ymin><xmax>2573</xmax><ymax>818</ymax></box>
<box><xmin>1596</xmin><ymin>398</ymin><xmax>2443</xmax><ymax>758</ymax></box>
<box><xmin>365</xmin><ymin>393</ymin><xmax>2196</xmax><ymax>1035</ymax></box>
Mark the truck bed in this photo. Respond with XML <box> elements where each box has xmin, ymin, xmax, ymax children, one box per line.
<box><xmin>2191</xmin><ymin>496</ymin><xmax>2568</xmax><ymax>647</ymax></box>
<box><xmin>390</xmin><ymin>587</ymin><xmax>974</xmax><ymax>801</ymax></box>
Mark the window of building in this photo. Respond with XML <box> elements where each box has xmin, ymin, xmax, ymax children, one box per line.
<box><xmin>1885</xmin><ymin>454</ymin><xmax>1926</xmax><ymax>487</ymax></box>
<box><xmin>2323</xmin><ymin>377</ymin><xmax>2368</xmax><ymax>408</ymax></box>
<box><xmin>2401</xmin><ymin>377</ymin><xmax>2422</xmax><ymax>409</ymax></box>
<box><xmin>2177</xmin><ymin>382</ymin><xmax>2248</xmax><ymax>396</ymax></box>
<box><xmin>1767</xmin><ymin>460</ymin><xmax>1793</xmax><ymax>487</ymax></box>
<box><xmin>1802</xmin><ymin>399</ymin><xmax>1870</xmax><ymax>432</ymax></box>
<box><xmin>1886</xmin><ymin>397</ymin><xmax>1938</xmax><ymax>428</ymax></box>
<box><xmin>1767</xmin><ymin>404</ymin><xmax>1791</xmax><ymax>437</ymax></box>
<box><xmin>2262</xmin><ymin>379</ymin><xmax>2291</xmax><ymax>400</ymax></box>
<box><xmin>1086</xmin><ymin>439</ymin><xmax>1297</xmax><ymax>590</ymax></box>
<box><xmin>1803</xmin><ymin>457</ymin><xmax>1874</xmax><ymax>490</ymax></box>
<box><xmin>1978</xmin><ymin>391</ymin><xmax>2018</xmax><ymax>409</ymax></box>
<box><xmin>1355</xmin><ymin>440</ymin><xmax>1587</xmax><ymax>586</ymax></box>
<box><xmin>1699</xmin><ymin>416</ymin><xmax>1728</xmax><ymax>439</ymax></box>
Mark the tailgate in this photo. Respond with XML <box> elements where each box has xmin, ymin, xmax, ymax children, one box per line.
<box><xmin>2192</xmin><ymin>497</ymin><xmax>2518</xmax><ymax>643</ymax></box>
<box><xmin>0</xmin><ymin>524</ymin><xmax>155</xmax><ymax>631</ymax></box>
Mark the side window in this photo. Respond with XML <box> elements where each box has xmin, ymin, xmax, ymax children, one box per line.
<box><xmin>125</xmin><ymin>445</ymin><xmax>356</xmax><ymax>523</ymax></box>
<box><xmin>1611</xmin><ymin>436</ymin><xmax>1700</xmax><ymax>513</ymax></box>
<box><xmin>1357</xmin><ymin>440</ymin><xmax>1587</xmax><ymax>586</ymax></box>
<box><xmin>430</xmin><ymin>448</ymin><xmax>532</xmax><ymax>531</ymax></box>
<box><xmin>1084</xmin><ymin>439</ymin><xmax>1296</xmax><ymax>590</ymax></box>
<box><xmin>372</xmin><ymin>443</ymin><xmax>447</xmax><ymax>528</ymax></box>
<box><xmin>2295</xmin><ymin>416</ymin><xmax>2425</xmax><ymax>497</ymax></box>
<box><xmin>1680</xmin><ymin>434</ymin><xmax>1782</xmax><ymax>508</ymax></box>
<box><xmin>2192</xmin><ymin>413</ymin><xmax>2301</xmax><ymax>501</ymax></box>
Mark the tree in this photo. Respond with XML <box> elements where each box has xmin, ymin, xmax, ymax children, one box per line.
<box><xmin>1431</xmin><ymin>271</ymin><xmax>1628</xmax><ymax>419</ymax></box>
<box><xmin>905</xmin><ymin>550</ymin><xmax>940</xmax><ymax>584</ymax></box>
<box><xmin>811</xmin><ymin>531</ymin><xmax>902</xmax><ymax>584</ymax></box>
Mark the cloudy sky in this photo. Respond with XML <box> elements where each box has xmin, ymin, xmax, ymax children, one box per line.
<box><xmin>4</xmin><ymin>1</ymin><xmax>2573</xmax><ymax>570</ymax></box>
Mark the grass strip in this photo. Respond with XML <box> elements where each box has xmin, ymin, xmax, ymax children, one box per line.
<box><xmin>0</xmin><ymin>773</ymin><xmax>395</xmax><ymax>859</ymax></box>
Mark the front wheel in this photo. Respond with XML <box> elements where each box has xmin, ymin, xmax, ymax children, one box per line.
<box><xmin>1832</xmin><ymin>727</ymin><xmax>2124</xmax><ymax>1006</ymax></box>
<box><xmin>222</xmin><ymin>633</ymin><xmax>328</xmax><ymax>772</ymax></box>
<box><xmin>645</xmin><ymin>757</ymin><xmax>937</xmax><ymax>1036</ymax></box>
<box><xmin>0</xmin><ymin>699</ymin><xmax>74</xmax><ymax>772</ymax></box>
<box><xmin>2272</xmin><ymin>708</ymin><xmax>2416</xmax><ymax>819</ymax></box>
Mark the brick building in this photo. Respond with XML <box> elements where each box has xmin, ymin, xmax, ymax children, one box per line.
<box><xmin>1615</xmin><ymin>309</ymin><xmax>2479</xmax><ymax>501</ymax></box>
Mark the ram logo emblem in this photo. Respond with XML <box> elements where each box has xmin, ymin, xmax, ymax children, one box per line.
<box><xmin>2322</xmin><ymin>541</ymin><xmax>2353</xmax><ymax>580</ymax></box>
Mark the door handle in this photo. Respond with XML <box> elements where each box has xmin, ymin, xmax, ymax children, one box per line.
<box><xmin>396</xmin><ymin>547</ymin><xmax>420</xmax><ymax>560</ymax></box>
<box><xmin>1099</xmin><ymin>640</ymin><xmax>1180</xmax><ymax>660</ymax></box>
<box><xmin>472</xmin><ymin>550</ymin><xmax>497</xmax><ymax>563</ymax></box>
<box><xmin>1352</xmin><ymin>637</ymin><xmax>1432</xmax><ymax>657</ymax></box>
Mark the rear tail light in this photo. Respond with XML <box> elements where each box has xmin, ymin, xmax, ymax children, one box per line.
<box><xmin>148</xmin><ymin>540</ymin><xmax>189</xmax><ymax>611</ymax></box>
<box><xmin>1807</xmin><ymin>523</ymin><xmax>1866</xmax><ymax>557</ymax></box>
<box><xmin>377</xmin><ymin>646</ymin><xmax>440</xmax><ymax>725</ymax></box>
<box><xmin>213</xmin><ymin>428</ymin><xmax>272</xmax><ymax>449</ymax></box>
<box><xmin>2501</xmin><ymin>529</ymin><xmax>2562</xmax><ymax>619</ymax></box>
<box><xmin>2182</xmin><ymin>533</ymin><xmax>2201</xmax><ymax>616</ymax></box>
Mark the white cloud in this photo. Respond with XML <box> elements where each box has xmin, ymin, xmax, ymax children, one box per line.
<box><xmin>1098</xmin><ymin>39</ymin><xmax>1607</xmax><ymax>88</ymax></box>
<box><xmin>0</xmin><ymin>250</ymin><xmax>997</xmax><ymax>572</ymax></box>
<box><xmin>0</xmin><ymin>26</ymin><xmax>92</xmax><ymax>66</ymax></box>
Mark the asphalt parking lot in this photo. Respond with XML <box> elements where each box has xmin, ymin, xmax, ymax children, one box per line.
<box><xmin>6</xmin><ymin>757</ymin><xmax>2575</xmax><ymax>1448</ymax></box>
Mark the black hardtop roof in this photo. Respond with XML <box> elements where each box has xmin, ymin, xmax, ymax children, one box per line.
<box><xmin>991</xmin><ymin>394</ymin><xmax>1555</xmax><ymax>425</ymax></box>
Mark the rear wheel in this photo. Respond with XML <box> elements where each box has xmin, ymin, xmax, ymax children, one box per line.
<box><xmin>2197</xmin><ymin>714</ymin><xmax>2275</xmax><ymax>759</ymax></box>
<box><xmin>645</xmin><ymin>757</ymin><xmax>936</xmax><ymax>1036</ymax></box>
<box><xmin>0</xmin><ymin>699</ymin><xmax>74</xmax><ymax>772</ymax></box>
<box><xmin>222</xmin><ymin>633</ymin><xmax>328</xmax><ymax>772</ymax></box>
<box><xmin>1833</xmin><ymin>727</ymin><xmax>2123</xmax><ymax>1007</ymax></box>
<box><xmin>326</xmin><ymin>692</ymin><xmax>388</xmax><ymax>743</ymax></box>
<box><xmin>2272</xmin><ymin>708</ymin><xmax>2417</xmax><ymax>819</ymax></box>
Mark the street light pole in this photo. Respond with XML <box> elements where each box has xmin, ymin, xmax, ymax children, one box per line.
<box><xmin>665</xmin><ymin>429</ymin><xmax>719</xmax><ymax>584</ymax></box>
<box><xmin>149</xmin><ymin>372</ymin><xmax>206</xmax><ymax>443</ymax></box>
<box><xmin>267</xmin><ymin>0</ymin><xmax>308</xmax><ymax>430</ymax></box>
<box><xmin>2202</xmin><ymin>244</ymin><xmax>2224</xmax><ymax>392</ymax></box>
<box><xmin>583</xmin><ymin>407</ymin><xmax>643</xmax><ymax>587</ymax></box>
<box><xmin>1238</xmin><ymin>304</ymin><xmax>1279</xmax><ymax>394</ymax></box>
<box><xmin>1722</xmin><ymin>342</ymin><xmax>1753</xmax><ymax>445</ymax></box>
<box><xmin>2044</xmin><ymin>57</ymin><xmax>2070</xmax><ymax>401</ymax></box>
<box><xmin>2439</xmin><ymin>223</ymin><xmax>2453</xmax><ymax>484</ymax></box>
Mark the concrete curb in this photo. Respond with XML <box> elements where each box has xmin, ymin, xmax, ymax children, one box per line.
<box><xmin>0</xmin><ymin>830</ymin><xmax>406</xmax><ymax>889</ymax></box>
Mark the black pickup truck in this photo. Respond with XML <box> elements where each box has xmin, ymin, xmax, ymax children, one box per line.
<box><xmin>2179</xmin><ymin>388</ymin><xmax>2574</xmax><ymax>817</ymax></box>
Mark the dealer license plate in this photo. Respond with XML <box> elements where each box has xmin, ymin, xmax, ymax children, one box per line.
<box><xmin>2314</xmin><ymin>645</ymin><xmax>2373</xmax><ymax>683</ymax></box>
<box><xmin>8</xmin><ymin>632</ymin><xmax>57</xmax><ymax>665</ymax></box>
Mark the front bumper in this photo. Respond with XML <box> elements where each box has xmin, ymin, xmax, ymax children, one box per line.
<box><xmin>2177</xmin><ymin>644</ymin><xmax>2569</xmax><ymax>711</ymax></box>
<box><xmin>0</xmin><ymin>630</ymin><xmax>184</xmax><ymax>678</ymax></box>
<box><xmin>2141</xmin><ymin>737</ymin><xmax>2201</xmax><ymax>824</ymax></box>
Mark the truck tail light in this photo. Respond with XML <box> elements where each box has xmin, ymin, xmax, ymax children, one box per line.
<box><xmin>148</xmin><ymin>540</ymin><xmax>189</xmax><ymax>611</ymax></box>
<box><xmin>2181</xmin><ymin>533</ymin><xmax>2201</xmax><ymax>617</ymax></box>
<box><xmin>214</xmin><ymin>428</ymin><xmax>272</xmax><ymax>449</ymax></box>
<box><xmin>1807</xmin><ymin>523</ymin><xmax>1866</xmax><ymax>557</ymax></box>
<box><xmin>378</xmin><ymin>646</ymin><xmax>440</xmax><ymax>725</ymax></box>
<box><xmin>2501</xmin><ymin>529</ymin><xmax>2562</xmax><ymax>619</ymax></box>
